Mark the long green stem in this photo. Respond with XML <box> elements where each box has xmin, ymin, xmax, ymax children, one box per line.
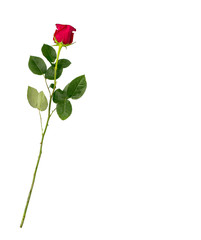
<box><xmin>20</xmin><ymin>44</ymin><xmax>63</xmax><ymax>228</ymax></box>
<box><xmin>53</xmin><ymin>44</ymin><xmax>62</xmax><ymax>92</ymax></box>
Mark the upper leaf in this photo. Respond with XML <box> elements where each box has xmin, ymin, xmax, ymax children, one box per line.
<box><xmin>56</xmin><ymin>99</ymin><xmax>72</xmax><ymax>120</ymax></box>
<box><xmin>28</xmin><ymin>56</ymin><xmax>47</xmax><ymax>75</ymax></box>
<box><xmin>45</xmin><ymin>65</ymin><xmax>63</xmax><ymax>80</ymax></box>
<box><xmin>41</xmin><ymin>44</ymin><xmax>57</xmax><ymax>63</ymax></box>
<box><xmin>65</xmin><ymin>75</ymin><xmax>87</xmax><ymax>99</ymax></box>
<box><xmin>58</xmin><ymin>59</ymin><xmax>71</xmax><ymax>68</ymax></box>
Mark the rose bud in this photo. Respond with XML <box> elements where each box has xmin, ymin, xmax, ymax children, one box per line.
<box><xmin>54</xmin><ymin>24</ymin><xmax>76</xmax><ymax>45</ymax></box>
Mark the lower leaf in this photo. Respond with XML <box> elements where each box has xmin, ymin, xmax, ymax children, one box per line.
<box><xmin>56</xmin><ymin>99</ymin><xmax>72</xmax><ymax>120</ymax></box>
<box><xmin>27</xmin><ymin>86</ymin><xmax>48</xmax><ymax>111</ymax></box>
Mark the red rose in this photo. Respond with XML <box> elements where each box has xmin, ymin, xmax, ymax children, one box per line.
<box><xmin>54</xmin><ymin>24</ymin><xmax>76</xmax><ymax>45</ymax></box>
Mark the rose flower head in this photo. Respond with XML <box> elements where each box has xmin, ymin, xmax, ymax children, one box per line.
<box><xmin>54</xmin><ymin>24</ymin><xmax>76</xmax><ymax>45</ymax></box>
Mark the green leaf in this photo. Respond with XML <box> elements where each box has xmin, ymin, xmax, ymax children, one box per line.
<box><xmin>49</xmin><ymin>83</ymin><xmax>55</xmax><ymax>89</ymax></box>
<box><xmin>27</xmin><ymin>86</ymin><xmax>48</xmax><ymax>111</ymax></box>
<box><xmin>65</xmin><ymin>75</ymin><xmax>87</xmax><ymax>99</ymax></box>
<box><xmin>28</xmin><ymin>56</ymin><xmax>47</xmax><ymax>75</ymax></box>
<box><xmin>45</xmin><ymin>65</ymin><xmax>63</xmax><ymax>80</ymax></box>
<box><xmin>58</xmin><ymin>59</ymin><xmax>71</xmax><ymax>68</ymax></box>
<box><xmin>41</xmin><ymin>44</ymin><xmax>56</xmax><ymax>63</ymax></box>
<box><xmin>37</xmin><ymin>91</ymin><xmax>48</xmax><ymax>111</ymax></box>
<box><xmin>56</xmin><ymin>99</ymin><xmax>72</xmax><ymax>120</ymax></box>
<box><xmin>27</xmin><ymin>86</ymin><xmax>38</xmax><ymax>108</ymax></box>
<box><xmin>53</xmin><ymin>89</ymin><xmax>67</xmax><ymax>103</ymax></box>
<box><xmin>63</xmin><ymin>83</ymin><xmax>69</xmax><ymax>94</ymax></box>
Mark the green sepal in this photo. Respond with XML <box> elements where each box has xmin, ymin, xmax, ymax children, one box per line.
<box><xmin>41</xmin><ymin>44</ymin><xmax>57</xmax><ymax>63</ymax></box>
<box><xmin>28</xmin><ymin>56</ymin><xmax>47</xmax><ymax>75</ymax></box>
<box><xmin>53</xmin><ymin>37</ymin><xmax>75</xmax><ymax>47</ymax></box>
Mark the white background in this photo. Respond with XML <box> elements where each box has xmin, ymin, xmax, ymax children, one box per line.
<box><xmin>0</xmin><ymin>0</ymin><xmax>201</xmax><ymax>239</ymax></box>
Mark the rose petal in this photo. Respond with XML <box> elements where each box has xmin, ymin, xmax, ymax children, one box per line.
<box><xmin>54</xmin><ymin>30</ymin><xmax>63</xmax><ymax>43</ymax></box>
<box><xmin>69</xmin><ymin>33</ymin><xmax>74</xmax><ymax>44</ymax></box>
<box><xmin>56</xmin><ymin>24</ymin><xmax>66</xmax><ymax>30</ymax></box>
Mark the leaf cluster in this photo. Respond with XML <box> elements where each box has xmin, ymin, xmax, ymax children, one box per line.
<box><xmin>29</xmin><ymin>44</ymin><xmax>71</xmax><ymax>80</ymax></box>
<box><xmin>27</xmin><ymin>87</ymin><xmax>48</xmax><ymax>111</ymax></box>
<box><xmin>53</xmin><ymin>75</ymin><xmax>87</xmax><ymax>120</ymax></box>
<box><xmin>27</xmin><ymin>44</ymin><xmax>87</xmax><ymax>120</ymax></box>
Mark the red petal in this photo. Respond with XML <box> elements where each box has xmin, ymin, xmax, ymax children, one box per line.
<box><xmin>55</xmin><ymin>24</ymin><xmax>66</xmax><ymax>30</ymax></box>
<box><xmin>66</xmin><ymin>25</ymin><xmax>76</xmax><ymax>32</ymax></box>
<box><xmin>54</xmin><ymin>29</ymin><xmax>63</xmax><ymax>43</ymax></box>
<box><xmin>69</xmin><ymin>33</ymin><xmax>74</xmax><ymax>44</ymax></box>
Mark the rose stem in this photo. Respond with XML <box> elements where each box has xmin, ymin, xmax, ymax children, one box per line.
<box><xmin>20</xmin><ymin>43</ymin><xmax>63</xmax><ymax>228</ymax></box>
